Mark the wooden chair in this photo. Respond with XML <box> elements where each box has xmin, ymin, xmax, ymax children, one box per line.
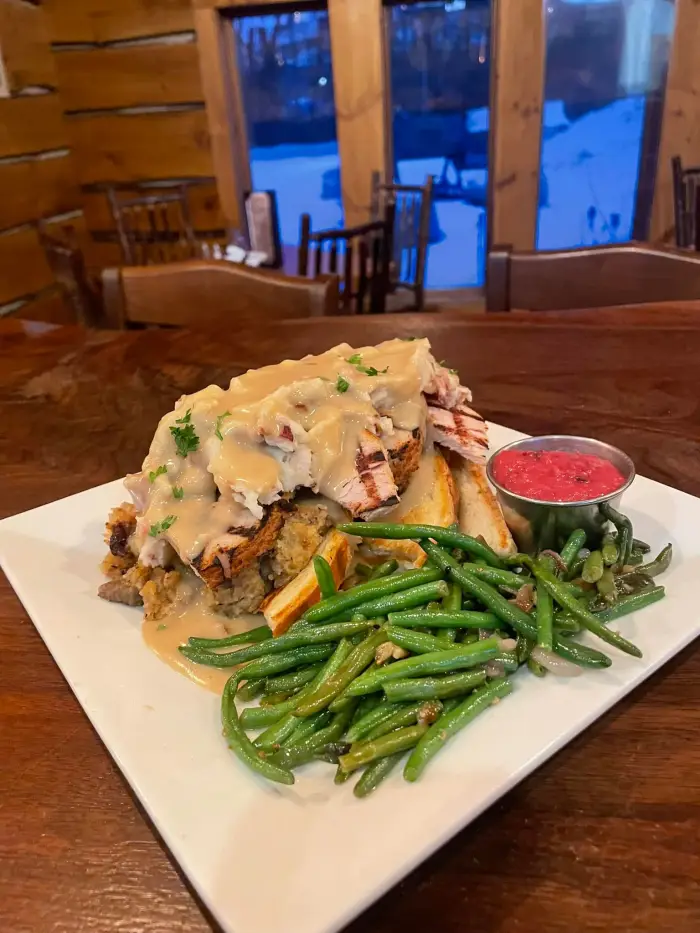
<box><xmin>37</xmin><ymin>221</ymin><xmax>101</xmax><ymax>325</ymax></box>
<box><xmin>101</xmin><ymin>260</ymin><xmax>340</xmax><ymax>329</ymax></box>
<box><xmin>486</xmin><ymin>243</ymin><xmax>700</xmax><ymax>312</ymax></box>
<box><xmin>371</xmin><ymin>172</ymin><xmax>434</xmax><ymax>310</ymax></box>
<box><xmin>108</xmin><ymin>186</ymin><xmax>198</xmax><ymax>265</ymax></box>
<box><xmin>297</xmin><ymin>203</ymin><xmax>395</xmax><ymax>314</ymax></box>
<box><xmin>672</xmin><ymin>156</ymin><xmax>700</xmax><ymax>250</ymax></box>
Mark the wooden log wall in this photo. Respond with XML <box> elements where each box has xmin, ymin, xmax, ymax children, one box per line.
<box><xmin>45</xmin><ymin>0</ymin><xmax>225</xmax><ymax>276</ymax></box>
<box><xmin>0</xmin><ymin>0</ymin><xmax>81</xmax><ymax>323</ymax></box>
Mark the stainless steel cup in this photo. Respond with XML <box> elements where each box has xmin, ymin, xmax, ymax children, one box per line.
<box><xmin>486</xmin><ymin>435</ymin><xmax>635</xmax><ymax>554</ymax></box>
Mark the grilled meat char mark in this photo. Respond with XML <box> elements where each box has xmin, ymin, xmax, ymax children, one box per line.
<box><xmin>427</xmin><ymin>401</ymin><xmax>488</xmax><ymax>465</ymax></box>
<box><xmin>192</xmin><ymin>499</ymin><xmax>293</xmax><ymax>590</ymax></box>
<box><xmin>338</xmin><ymin>429</ymin><xmax>400</xmax><ymax>520</ymax></box>
<box><xmin>387</xmin><ymin>426</ymin><xmax>424</xmax><ymax>495</ymax></box>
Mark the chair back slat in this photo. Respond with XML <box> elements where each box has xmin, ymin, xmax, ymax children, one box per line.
<box><xmin>297</xmin><ymin>206</ymin><xmax>394</xmax><ymax>313</ymax></box>
<box><xmin>486</xmin><ymin>242</ymin><xmax>700</xmax><ymax>312</ymax></box>
<box><xmin>108</xmin><ymin>186</ymin><xmax>198</xmax><ymax>266</ymax></box>
<box><xmin>370</xmin><ymin>173</ymin><xmax>433</xmax><ymax>310</ymax></box>
<box><xmin>102</xmin><ymin>260</ymin><xmax>340</xmax><ymax>328</ymax></box>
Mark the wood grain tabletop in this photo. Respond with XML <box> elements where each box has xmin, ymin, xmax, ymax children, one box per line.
<box><xmin>1</xmin><ymin>308</ymin><xmax>699</xmax><ymax>933</ymax></box>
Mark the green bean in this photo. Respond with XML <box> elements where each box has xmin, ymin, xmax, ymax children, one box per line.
<box><xmin>421</xmin><ymin>540</ymin><xmax>536</xmax><ymax>638</ymax></box>
<box><xmin>366</xmin><ymin>700</ymin><xmax>442</xmax><ymax>741</ymax></box>
<box><xmin>370</xmin><ymin>559</ymin><xmax>399</xmax><ymax>580</ymax></box>
<box><xmin>535</xmin><ymin>574</ymin><xmax>553</xmax><ymax>651</ymax></box>
<box><xmin>600</xmin><ymin>501</ymin><xmax>633</xmax><ymax>567</ymax></box>
<box><xmin>239</xmin><ymin>639</ymin><xmax>353</xmax><ymax>729</ymax></box>
<box><xmin>521</xmin><ymin>556</ymin><xmax>642</xmax><ymax>658</ymax></box>
<box><xmin>582</xmin><ymin>550</ymin><xmax>604</xmax><ymax>583</ymax></box>
<box><xmin>221</xmin><ymin>678</ymin><xmax>294</xmax><ymax>785</ymax></box>
<box><xmin>236</xmin><ymin>645</ymin><xmax>338</xmax><ymax>683</ymax></box>
<box><xmin>260</xmin><ymin>691</ymin><xmax>295</xmax><ymax>707</ymax></box>
<box><xmin>515</xmin><ymin>633</ymin><xmax>534</xmax><ymax>663</ymax></box>
<box><xmin>637</xmin><ymin>544</ymin><xmax>673</xmax><ymax>578</ymax></box>
<box><xmin>439</xmin><ymin>582</ymin><xmax>461</xmax><ymax>644</ymax></box>
<box><xmin>313</xmin><ymin>555</ymin><xmax>337</xmax><ymax>599</ymax></box>
<box><xmin>404</xmin><ymin>678</ymin><xmax>512</xmax><ymax>782</ymax></box>
<box><xmin>490</xmin><ymin>650</ymin><xmax>519</xmax><ymax>673</ymax></box>
<box><xmin>264</xmin><ymin>664</ymin><xmax>324</xmax><ymax>694</ymax></box>
<box><xmin>293</xmin><ymin>628</ymin><xmax>388</xmax><ymax>716</ymax></box>
<box><xmin>625</xmin><ymin>549</ymin><xmax>645</xmax><ymax>566</ymax></box>
<box><xmin>336</xmin><ymin>522</ymin><xmax>505</xmax><ymax>567</ymax></box>
<box><xmin>236</xmin><ymin>678</ymin><xmax>266</xmax><ymax>701</ymax></box>
<box><xmin>595</xmin><ymin>585</ymin><xmax>665</xmax><ymax>623</ymax></box>
<box><xmin>328</xmin><ymin>581</ymin><xmax>451</xmax><ymax>625</ymax></box>
<box><xmin>339</xmin><ymin>723</ymin><xmax>428</xmax><ymax>772</ymax></box>
<box><xmin>301</xmin><ymin>566</ymin><xmax>444</xmax><ymax>624</ymax></box>
<box><xmin>386</xmin><ymin>625</ymin><xmax>461</xmax><ymax>656</ymax></box>
<box><xmin>633</xmin><ymin>537</ymin><xmax>651</xmax><ymax>553</ymax></box>
<box><xmin>566</xmin><ymin>550</ymin><xmax>590</xmax><ymax>580</ymax></box>
<box><xmin>345</xmin><ymin>638</ymin><xmax>501</xmax><ymax>697</ymax></box>
<box><xmin>188</xmin><ymin>624</ymin><xmax>273</xmax><ymax>650</ymax></box>
<box><xmin>181</xmin><ymin>619</ymin><xmax>373</xmax><ymax>668</ymax></box>
<box><xmin>354</xmin><ymin>562</ymin><xmax>373</xmax><ymax>578</ymax></box>
<box><xmin>335</xmin><ymin>764</ymin><xmax>352</xmax><ymax>784</ymax></box>
<box><xmin>459</xmin><ymin>563</ymin><xmax>531</xmax><ymax>589</ymax></box>
<box><xmin>554</xmin><ymin>637</ymin><xmax>612</xmax><ymax>668</ymax></box>
<box><xmin>351</xmin><ymin>693</ymin><xmax>383</xmax><ymax>724</ymax></box>
<box><xmin>387</xmin><ymin>610</ymin><xmax>499</xmax><ymax>630</ymax></box>
<box><xmin>553</xmin><ymin>613</ymin><xmax>582</xmax><ymax>634</ymax></box>
<box><xmin>272</xmin><ymin>703</ymin><xmax>357</xmax><ymax>769</ymax></box>
<box><xmin>383</xmin><ymin>670</ymin><xmax>487</xmax><ymax>702</ymax></box>
<box><xmin>313</xmin><ymin>741</ymin><xmax>352</xmax><ymax>764</ymax></box>
<box><xmin>354</xmin><ymin>752</ymin><xmax>403</xmax><ymax>798</ymax></box>
<box><xmin>601</xmin><ymin>533</ymin><xmax>619</xmax><ymax>567</ymax></box>
<box><xmin>527</xmin><ymin>657</ymin><xmax>546</xmax><ymax>677</ymax></box>
<box><xmin>459</xmin><ymin>631</ymin><xmax>479</xmax><ymax>645</ymax></box>
<box><xmin>560</xmin><ymin>529</ymin><xmax>587</xmax><ymax>569</ymax></box>
<box><xmin>283</xmin><ymin>710</ymin><xmax>333</xmax><ymax>747</ymax></box>
<box><xmin>345</xmin><ymin>699</ymin><xmax>398</xmax><ymax>743</ymax></box>
<box><xmin>596</xmin><ymin>567</ymin><xmax>616</xmax><ymax>602</ymax></box>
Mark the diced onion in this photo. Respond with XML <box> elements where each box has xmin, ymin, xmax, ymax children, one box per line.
<box><xmin>530</xmin><ymin>646</ymin><xmax>582</xmax><ymax>677</ymax></box>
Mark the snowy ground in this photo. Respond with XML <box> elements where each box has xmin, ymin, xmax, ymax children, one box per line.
<box><xmin>249</xmin><ymin>95</ymin><xmax>648</xmax><ymax>289</ymax></box>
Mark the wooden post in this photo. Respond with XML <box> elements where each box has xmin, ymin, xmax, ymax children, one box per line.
<box><xmin>194</xmin><ymin>7</ymin><xmax>251</xmax><ymax>238</ymax></box>
<box><xmin>649</xmin><ymin>0</ymin><xmax>700</xmax><ymax>243</ymax></box>
<box><xmin>488</xmin><ymin>0</ymin><xmax>546</xmax><ymax>251</ymax></box>
<box><xmin>328</xmin><ymin>0</ymin><xmax>390</xmax><ymax>228</ymax></box>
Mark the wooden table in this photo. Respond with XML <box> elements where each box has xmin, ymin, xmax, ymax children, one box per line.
<box><xmin>1</xmin><ymin>309</ymin><xmax>699</xmax><ymax>933</ymax></box>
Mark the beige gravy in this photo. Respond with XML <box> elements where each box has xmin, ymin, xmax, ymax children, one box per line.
<box><xmin>143</xmin><ymin>587</ymin><xmax>263</xmax><ymax>694</ymax></box>
<box><xmin>124</xmin><ymin>338</ymin><xmax>455</xmax><ymax>563</ymax></box>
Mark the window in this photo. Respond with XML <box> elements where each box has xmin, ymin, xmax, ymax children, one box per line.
<box><xmin>537</xmin><ymin>0</ymin><xmax>676</xmax><ymax>249</ymax></box>
<box><xmin>386</xmin><ymin>0</ymin><xmax>492</xmax><ymax>288</ymax></box>
<box><xmin>233</xmin><ymin>8</ymin><xmax>342</xmax><ymax>261</ymax></box>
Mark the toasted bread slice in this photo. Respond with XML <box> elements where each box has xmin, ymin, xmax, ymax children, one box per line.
<box><xmin>451</xmin><ymin>458</ymin><xmax>516</xmax><ymax>557</ymax></box>
<box><xmin>365</xmin><ymin>447</ymin><xmax>458</xmax><ymax>567</ymax></box>
<box><xmin>261</xmin><ymin>529</ymin><xmax>352</xmax><ymax>636</ymax></box>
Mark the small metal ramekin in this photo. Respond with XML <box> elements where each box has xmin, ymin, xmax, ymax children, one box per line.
<box><xmin>486</xmin><ymin>435</ymin><xmax>636</xmax><ymax>554</ymax></box>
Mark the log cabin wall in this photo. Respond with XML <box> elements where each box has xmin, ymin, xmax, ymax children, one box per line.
<box><xmin>0</xmin><ymin>0</ymin><xmax>82</xmax><ymax>323</ymax></box>
<box><xmin>45</xmin><ymin>0</ymin><xmax>226</xmax><ymax>276</ymax></box>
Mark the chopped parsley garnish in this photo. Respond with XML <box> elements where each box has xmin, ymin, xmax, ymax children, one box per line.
<box><xmin>175</xmin><ymin>408</ymin><xmax>192</xmax><ymax>424</ymax></box>
<box><xmin>336</xmin><ymin>374</ymin><xmax>350</xmax><ymax>394</ymax></box>
<box><xmin>156</xmin><ymin>624</ymin><xmax>168</xmax><ymax>631</ymax></box>
<box><xmin>215</xmin><ymin>410</ymin><xmax>231</xmax><ymax>441</ymax></box>
<box><xmin>173</xmin><ymin>485</ymin><xmax>184</xmax><ymax>499</ymax></box>
<box><xmin>345</xmin><ymin>354</ymin><xmax>388</xmax><ymax>377</ymax></box>
<box><xmin>149</xmin><ymin>515</ymin><xmax>177</xmax><ymax>537</ymax></box>
<box><xmin>170</xmin><ymin>416</ymin><xmax>199</xmax><ymax>457</ymax></box>
<box><xmin>439</xmin><ymin>359</ymin><xmax>458</xmax><ymax>375</ymax></box>
<box><xmin>402</xmin><ymin>336</ymin><xmax>418</xmax><ymax>341</ymax></box>
<box><xmin>148</xmin><ymin>464</ymin><xmax>167</xmax><ymax>483</ymax></box>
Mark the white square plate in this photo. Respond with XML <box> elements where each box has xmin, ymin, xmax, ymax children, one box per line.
<box><xmin>1</xmin><ymin>423</ymin><xmax>698</xmax><ymax>933</ymax></box>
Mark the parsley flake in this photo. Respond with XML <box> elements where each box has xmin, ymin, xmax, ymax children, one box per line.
<box><xmin>148</xmin><ymin>464</ymin><xmax>167</xmax><ymax>483</ymax></box>
<box><xmin>175</xmin><ymin>408</ymin><xmax>192</xmax><ymax>424</ymax></box>
<box><xmin>170</xmin><ymin>419</ymin><xmax>199</xmax><ymax>457</ymax></box>
<box><xmin>173</xmin><ymin>485</ymin><xmax>184</xmax><ymax>499</ymax></box>
<box><xmin>439</xmin><ymin>359</ymin><xmax>458</xmax><ymax>376</ymax></box>
<box><xmin>215</xmin><ymin>410</ymin><xmax>231</xmax><ymax>441</ymax></box>
<box><xmin>345</xmin><ymin>354</ymin><xmax>388</xmax><ymax>377</ymax></box>
<box><xmin>336</xmin><ymin>374</ymin><xmax>350</xmax><ymax>394</ymax></box>
<box><xmin>156</xmin><ymin>624</ymin><xmax>168</xmax><ymax>631</ymax></box>
<box><xmin>149</xmin><ymin>515</ymin><xmax>177</xmax><ymax>537</ymax></box>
